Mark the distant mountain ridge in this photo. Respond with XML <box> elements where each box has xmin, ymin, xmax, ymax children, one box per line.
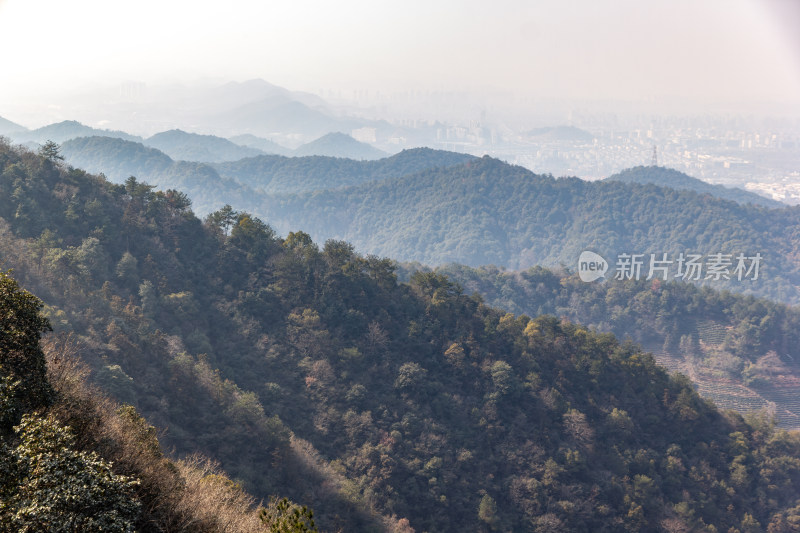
<box><xmin>59</xmin><ymin>136</ymin><xmax>473</xmax><ymax>209</ymax></box>
<box><xmin>215</xmin><ymin>96</ymin><xmax>369</xmax><ymax>140</ymax></box>
<box><xmin>144</xmin><ymin>129</ymin><xmax>266</xmax><ymax>162</ymax></box>
<box><xmin>8</xmin><ymin>120</ymin><xmax>142</xmax><ymax>145</ymax></box>
<box><xmin>57</xmin><ymin>137</ymin><xmax>800</xmax><ymax>304</ymax></box>
<box><xmin>246</xmin><ymin>156</ymin><xmax>800</xmax><ymax>304</ymax></box>
<box><xmin>0</xmin><ymin>115</ymin><xmax>26</xmax><ymax>135</ymax></box>
<box><xmin>292</xmin><ymin>132</ymin><xmax>388</xmax><ymax>160</ymax></box>
<box><xmin>228</xmin><ymin>134</ymin><xmax>293</xmax><ymax>156</ymax></box>
<box><xmin>607</xmin><ymin>165</ymin><xmax>783</xmax><ymax>208</ymax></box>
<box><xmin>527</xmin><ymin>125</ymin><xmax>595</xmax><ymax>142</ymax></box>
<box><xmin>59</xmin><ymin>136</ymin><xmax>257</xmax><ymax>214</ymax></box>
<box><xmin>212</xmin><ymin>146</ymin><xmax>473</xmax><ymax>194</ymax></box>
<box><xmin>11</xmin><ymin>118</ymin><xmax>388</xmax><ymax>163</ymax></box>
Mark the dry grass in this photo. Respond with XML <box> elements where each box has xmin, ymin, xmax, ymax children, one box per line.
<box><xmin>172</xmin><ymin>455</ymin><xmax>265</xmax><ymax>533</ymax></box>
<box><xmin>42</xmin><ymin>332</ymin><xmax>269</xmax><ymax>532</ymax></box>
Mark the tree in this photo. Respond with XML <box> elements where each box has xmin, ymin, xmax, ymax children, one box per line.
<box><xmin>478</xmin><ymin>494</ymin><xmax>499</xmax><ymax>529</ymax></box>
<box><xmin>123</xmin><ymin>176</ymin><xmax>156</xmax><ymax>200</ymax></box>
<box><xmin>205</xmin><ymin>204</ymin><xmax>238</xmax><ymax>235</ymax></box>
<box><xmin>0</xmin><ymin>270</ymin><xmax>52</xmax><ymax>420</ymax></box>
<box><xmin>259</xmin><ymin>497</ymin><xmax>318</xmax><ymax>532</ymax></box>
<box><xmin>394</xmin><ymin>362</ymin><xmax>426</xmax><ymax>391</ymax></box>
<box><xmin>163</xmin><ymin>189</ymin><xmax>192</xmax><ymax>212</ymax></box>
<box><xmin>38</xmin><ymin>140</ymin><xmax>64</xmax><ymax>162</ymax></box>
<box><xmin>284</xmin><ymin>231</ymin><xmax>316</xmax><ymax>251</ymax></box>
<box><xmin>490</xmin><ymin>360</ymin><xmax>514</xmax><ymax>396</ymax></box>
<box><xmin>0</xmin><ymin>414</ymin><xmax>141</xmax><ymax>532</ymax></box>
<box><xmin>115</xmin><ymin>252</ymin><xmax>139</xmax><ymax>287</ymax></box>
<box><xmin>229</xmin><ymin>213</ymin><xmax>279</xmax><ymax>261</ymax></box>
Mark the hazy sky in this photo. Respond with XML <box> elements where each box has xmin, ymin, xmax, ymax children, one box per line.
<box><xmin>0</xmin><ymin>0</ymin><xmax>799</xmax><ymax>111</ymax></box>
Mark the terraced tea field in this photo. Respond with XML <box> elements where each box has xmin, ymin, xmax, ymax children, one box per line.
<box><xmin>647</xmin><ymin>318</ymin><xmax>800</xmax><ymax>430</ymax></box>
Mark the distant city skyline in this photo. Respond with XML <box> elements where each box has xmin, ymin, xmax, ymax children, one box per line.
<box><xmin>1</xmin><ymin>0</ymin><xmax>799</xmax><ymax>124</ymax></box>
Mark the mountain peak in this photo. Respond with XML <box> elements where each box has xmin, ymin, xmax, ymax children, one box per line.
<box><xmin>293</xmin><ymin>132</ymin><xmax>387</xmax><ymax>160</ymax></box>
<box><xmin>0</xmin><ymin>115</ymin><xmax>27</xmax><ymax>135</ymax></box>
<box><xmin>606</xmin><ymin>165</ymin><xmax>783</xmax><ymax>208</ymax></box>
<box><xmin>145</xmin><ymin>129</ymin><xmax>264</xmax><ymax>163</ymax></box>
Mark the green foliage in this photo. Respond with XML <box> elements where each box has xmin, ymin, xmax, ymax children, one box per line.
<box><xmin>115</xmin><ymin>251</ymin><xmax>139</xmax><ymax>286</ymax></box>
<box><xmin>95</xmin><ymin>364</ymin><xmax>136</xmax><ymax>404</ymax></box>
<box><xmin>61</xmin><ymin>137</ymin><xmax>797</xmax><ymax>303</ymax></box>
<box><xmin>0</xmin><ymin>270</ymin><xmax>52</xmax><ymax>418</ymax></box>
<box><xmin>478</xmin><ymin>494</ymin><xmax>498</xmax><ymax>528</ymax></box>
<box><xmin>394</xmin><ymin>362</ymin><xmax>426</xmax><ymax>391</ymax></box>
<box><xmin>38</xmin><ymin>140</ymin><xmax>64</xmax><ymax>162</ymax></box>
<box><xmin>211</xmin><ymin>146</ymin><xmax>474</xmax><ymax>194</ymax></box>
<box><xmin>206</xmin><ymin>204</ymin><xmax>238</xmax><ymax>235</ymax></box>
<box><xmin>0</xmin><ymin>262</ymin><xmax>273</xmax><ymax>531</ymax></box>
<box><xmin>0</xmin><ymin>414</ymin><xmax>141</xmax><ymax>532</ymax></box>
<box><xmin>259</xmin><ymin>497</ymin><xmax>318</xmax><ymax>533</ymax></box>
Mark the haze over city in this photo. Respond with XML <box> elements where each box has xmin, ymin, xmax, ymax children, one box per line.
<box><xmin>1</xmin><ymin>0</ymin><xmax>799</xmax><ymax>119</ymax></box>
<box><xmin>1</xmin><ymin>0</ymin><xmax>799</xmax><ymax>199</ymax></box>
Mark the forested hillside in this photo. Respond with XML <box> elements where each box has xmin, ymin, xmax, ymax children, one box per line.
<box><xmin>419</xmin><ymin>262</ymin><xmax>800</xmax><ymax>429</ymax></box>
<box><xmin>61</xmin><ymin>136</ymin><xmax>473</xmax><ymax>197</ymax></box>
<box><xmin>62</xmin><ymin>136</ymin><xmax>799</xmax><ymax>309</ymax></box>
<box><xmin>3</xmin><ymin>139</ymin><xmax>800</xmax><ymax>531</ymax></box>
<box><xmin>9</xmin><ymin>120</ymin><xmax>142</xmax><ymax>145</ymax></box>
<box><xmin>607</xmin><ymin>166</ymin><xmax>782</xmax><ymax>208</ymax></box>
<box><xmin>211</xmin><ymin>147</ymin><xmax>474</xmax><ymax>194</ymax></box>
<box><xmin>60</xmin><ymin>136</ymin><xmax>271</xmax><ymax>214</ymax></box>
<box><xmin>144</xmin><ymin>129</ymin><xmax>267</xmax><ymax>163</ymax></box>
<box><xmin>0</xmin><ymin>270</ymin><xmax>316</xmax><ymax>532</ymax></box>
<box><xmin>252</xmin><ymin>156</ymin><xmax>800</xmax><ymax>304</ymax></box>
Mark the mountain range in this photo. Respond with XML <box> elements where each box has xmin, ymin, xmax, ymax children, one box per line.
<box><xmin>56</xmin><ymin>132</ymin><xmax>800</xmax><ymax>305</ymax></box>
<box><xmin>10</xmin><ymin>79</ymin><xmax>401</xmax><ymax>146</ymax></box>
<box><xmin>3</xmin><ymin>138</ymin><xmax>800</xmax><ymax>531</ymax></box>
<box><xmin>7</xmin><ymin>119</ymin><xmax>142</xmax><ymax>144</ymax></box>
<box><xmin>229</xmin><ymin>134</ymin><xmax>295</xmax><ymax>156</ymax></box>
<box><xmin>14</xmin><ymin>120</ymin><xmax>389</xmax><ymax>162</ymax></box>
<box><xmin>59</xmin><ymin>135</ymin><xmax>470</xmax><ymax>201</ymax></box>
<box><xmin>248</xmin><ymin>156</ymin><xmax>800</xmax><ymax>303</ymax></box>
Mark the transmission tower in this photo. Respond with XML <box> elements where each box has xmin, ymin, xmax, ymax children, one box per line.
<box><xmin>651</xmin><ymin>145</ymin><xmax>658</xmax><ymax>167</ymax></box>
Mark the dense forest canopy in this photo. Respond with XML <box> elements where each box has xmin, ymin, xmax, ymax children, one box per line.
<box><xmin>415</xmin><ymin>262</ymin><xmax>800</xmax><ymax>429</ymax></box>
<box><xmin>2</xmin><ymin>138</ymin><xmax>800</xmax><ymax>531</ymax></box>
<box><xmin>249</xmin><ymin>156</ymin><xmax>800</xmax><ymax>304</ymax></box>
<box><xmin>60</xmin><ymin>136</ymin><xmax>800</xmax><ymax>307</ymax></box>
